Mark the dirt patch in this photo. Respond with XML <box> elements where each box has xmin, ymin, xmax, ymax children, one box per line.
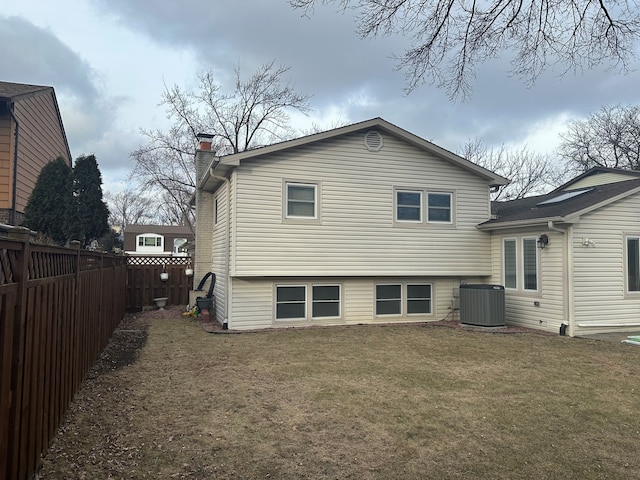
<box><xmin>86</xmin><ymin>314</ymin><xmax>149</xmax><ymax>379</ymax></box>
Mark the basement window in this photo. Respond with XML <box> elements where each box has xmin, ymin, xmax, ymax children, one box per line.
<box><xmin>275</xmin><ymin>285</ymin><xmax>307</xmax><ymax>320</ymax></box>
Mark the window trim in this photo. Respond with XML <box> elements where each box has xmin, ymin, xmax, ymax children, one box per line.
<box><xmin>503</xmin><ymin>238</ymin><xmax>517</xmax><ymax>290</ymax></box>
<box><xmin>626</xmin><ymin>235</ymin><xmax>640</xmax><ymax>294</ymax></box>
<box><xmin>136</xmin><ymin>234</ymin><xmax>163</xmax><ymax>249</ymax></box>
<box><xmin>283</xmin><ymin>180</ymin><xmax>321</xmax><ymax>223</ymax></box>
<box><xmin>522</xmin><ymin>237</ymin><xmax>539</xmax><ymax>292</ymax></box>
<box><xmin>275</xmin><ymin>284</ymin><xmax>307</xmax><ymax>321</ymax></box>
<box><xmin>375</xmin><ymin>282</ymin><xmax>434</xmax><ymax>317</ymax></box>
<box><xmin>393</xmin><ymin>187</ymin><xmax>455</xmax><ymax>226</ymax></box>
<box><xmin>376</xmin><ymin>283</ymin><xmax>403</xmax><ymax>316</ymax></box>
<box><xmin>311</xmin><ymin>284</ymin><xmax>342</xmax><ymax>319</ymax></box>
<box><xmin>427</xmin><ymin>192</ymin><xmax>453</xmax><ymax>224</ymax></box>
<box><xmin>284</xmin><ymin>181</ymin><xmax>318</xmax><ymax>220</ymax></box>
<box><xmin>406</xmin><ymin>283</ymin><xmax>433</xmax><ymax>315</ymax></box>
<box><xmin>395</xmin><ymin>189</ymin><xmax>423</xmax><ymax>223</ymax></box>
<box><xmin>275</xmin><ymin>283</ymin><xmax>342</xmax><ymax>321</ymax></box>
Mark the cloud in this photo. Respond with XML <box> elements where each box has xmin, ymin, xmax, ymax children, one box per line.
<box><xmin>0</xmin><ymin>16</ymin><xmax>98</xmax><ymax>98</ymax></box>
<box><xmin>0</xmin><ymin>15</ymin><xmax>142</xmax><ymax>183</ymax></box>
<box><xmin>6</xmin><ymin>1</ymin><xmax>640</xmax><ymax>194</ymax></box>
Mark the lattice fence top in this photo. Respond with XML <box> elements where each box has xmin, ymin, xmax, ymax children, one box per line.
<box><xmin>126</xmin><ymin>255</ymin><xmax>192</xmax><ymax>266</ymax></box>
<box><xmin>0</xmin><ymin>248</ymin><xmax>16</xmax><ymax>285</ymax></box>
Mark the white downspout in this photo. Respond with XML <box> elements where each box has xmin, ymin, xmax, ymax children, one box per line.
<box><xmin>547</xmin><ymin>220</ymin><xmax>572</xmax><ymax>336</ymax></box>
<box><xmin>211</xmin><ymin>170</ymin><xmax>231</xmax><ymax>327</ymax></box>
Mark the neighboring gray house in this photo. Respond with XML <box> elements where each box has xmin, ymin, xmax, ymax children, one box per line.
<box><xmin>481</xmin><ymin>167</ymin><xmax>640</xmax><ymax>337</ymax></box>
<box><xmin>194</xmin><ymin>118</ymin><xmax>508</xmax><ymax>330</ymax></box>
<box><xmin>124</xmin><ymin>224</ymin><xmax>194</xmax><ymax>256</ymax></box>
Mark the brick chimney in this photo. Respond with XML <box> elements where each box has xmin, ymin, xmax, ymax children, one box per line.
<box><xmin>197</xmin><ymin>133</ymin><xmax>214</xmax><ymax>151</ymax></box>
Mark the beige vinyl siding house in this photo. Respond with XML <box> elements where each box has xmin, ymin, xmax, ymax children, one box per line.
<box><xmin>195</xmin><ymin>118</ymin><xmax>507</xmax><ymax>330</ymax></box>
<box><xmin>482</xmin><ymin>167</ymin><xmax>640</xmax><ymax>337</ymax></box>
<box><xmin>488</xmin><ymin>229</ymin><xmax>567</xmax><ymax>333</ymax></box>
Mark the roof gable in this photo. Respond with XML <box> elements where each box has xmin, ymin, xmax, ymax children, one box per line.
<box><xmin>554</xmin><ymin>167</ymin><xmax>640</xmax><ymax>192</ymax></box>
<box><xmin>201</xmin><ymin>118</ymin><xmax>509</xmax><ymax>192</ymax></box>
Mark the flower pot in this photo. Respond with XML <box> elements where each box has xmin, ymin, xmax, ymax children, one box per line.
<box><xmin>160</xmin><ymin>272</ymin><xmax>169</xmax><ymax>281</ymax></box>
<box><xmin>153</xmin><ymin>297</ymin><xmax>168</xmax><ymax>310</ymax></box>
<box><xmin>185</xmin><ymin>268</ymin><xmax>193</xmax><ymax>276</ymax></box>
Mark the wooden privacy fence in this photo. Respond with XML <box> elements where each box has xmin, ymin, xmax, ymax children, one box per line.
<box><xmin>126</xmin><ymin>255</ymin><xmax>194</xmax><ymax>311</ymax></box>
<box><xmin>0</xmin><ymin>227</ymin><xmax>127</xmax><ymax>480</ymax></box>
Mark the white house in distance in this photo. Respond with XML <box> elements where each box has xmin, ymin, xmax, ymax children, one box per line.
<box><xmin>124</xmin><ymin>224</ymin><xmax>194</xmax><ymax>256</ymax></box>
<box><xmin>193</xmin><ymin>118</ymin><xmax>508</xmax><ymax>330</ymax></box>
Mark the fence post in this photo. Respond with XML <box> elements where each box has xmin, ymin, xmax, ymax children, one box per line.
<box><xmin>5</xmin><ymin>227</ymin><xmax>32</xmax><ymax>480</ymax></box>
<box><xmin>69</xmin><ymin>241</ymin><xmax>82</xmax><ymax>395</ymax></box>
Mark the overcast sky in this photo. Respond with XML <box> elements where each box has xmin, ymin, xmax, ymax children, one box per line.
<box><xmin>2</xmin><ymin>0</ymin><xmax>640</xmax><ymax>193</ymax></box>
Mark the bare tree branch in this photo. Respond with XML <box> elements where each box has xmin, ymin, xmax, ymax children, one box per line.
<box><xmin>290</xmin><ymin>0</ymin><xmax>640</xmax><ymax>98</ymax></box>
<box><xmin>461</xmin><ymin>138</ymin><xmax>566</xmax><ymax>200</ymax></box>
<box><xmin>129</xmin><ymin>61</ymin><xmax>312</xmax><ymax>233</ymax></box>
<box><xmin>558</xmin><ymin>104</ymin><xmax>640</xmax><ymax>174</ymax></box>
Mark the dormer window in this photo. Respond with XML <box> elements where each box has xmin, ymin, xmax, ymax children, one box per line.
<box><xmin>136</xmin><ymin>234</ymin><xmax>164</xmax><ymax>253</ymax></box>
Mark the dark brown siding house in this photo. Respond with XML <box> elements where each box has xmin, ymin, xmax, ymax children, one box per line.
<box><xmin>123</xmin><ymin>224</ymin><xmax>194</xmax><ymax>256</ymax></box>
<box><xmin>0</xmin><ymin>81</ymin><xmax>72</xmax><ymax>225</ymax></box>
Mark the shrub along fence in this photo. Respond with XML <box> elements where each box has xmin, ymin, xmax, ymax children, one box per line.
<box><xmin>0</xmin><ymin>226</ymin><xmax>127</xmax><ymax>480</ymax></box>
<box><xmin>126</xmin><ymin>255</ymin><xmax>194</xmax><ymax>311</ymax></box>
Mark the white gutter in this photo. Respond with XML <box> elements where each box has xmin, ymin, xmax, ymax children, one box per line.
<box><xmin>478</xmin><ymin>216</ymin><xmax>566</xmax><ymax>231</ymax></box>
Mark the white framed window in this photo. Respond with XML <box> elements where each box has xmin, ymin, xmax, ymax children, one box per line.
<box><xmin>375</xmin><ymin>283</ymin><xmax>433</xmax><ymax>316</ymax></box>
<box><xmin>394</xmin><ymin>188</ymin><xmax>455</xmax><ymax>225</ymax></box>
<box><xmin>275</xmin><ymin>283</ymin><xmax>342</xmax><ymax>321</ymax></box>
<box><xmin>138</xmin><ymin>235</ymin><xmax>162</xmax><ymax>247</ymax></box>
<box><xmin>407</xmin><ymin>284</ymin><xmax>432</xmax><ymax>314</ymax></box>
<box><xmin>427</xmin><ymin>193</ymin><xmax>452</xmax><ymax>223</ymax></box>
<box><xmin>503</xmin><ymin>239</ymin><xmax>517</xmax><ymax>289</ymax></box>
<box><xmin>136</xmin><ymin>234</ymin><xmax>163</xmax><ymax>253</ymax></box>
<box><xmin>626</xmin><ymin>236</ymin><xmax>640</xmax><ymax>292</ymax></box>
<box><xmin>285</xmin><ymin>182</ymin><xmax>317</xmax><ymax>218</ymax></box>
<box><xmin>396</xmin><ymin>190</ymin><xmax>422</xmax><ymax>222</ymax></box>
<box><xmin>376</xmin><ymin>284</ymin><xmax>402</xmax><ymax>315</ymax></box>
<box><xmin>312</xmin><ymin>285</ymin><xmax>341</xmax><ymax>318</ymax></box>
<box><xmin>522</xmin><ymin>237</ymin><xmax>538</xmax><ymax>291</ymax></box>
<box><xmin>275</xmin><ymin>285</ymin><xmax>307</xmax><ymax>320</ymax></box>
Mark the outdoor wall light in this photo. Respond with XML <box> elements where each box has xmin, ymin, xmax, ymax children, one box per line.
<box><xmin>160</xmin><ymin>263</ymin><xmax>169</xmax><ymax>281</ymax></box>
<box><xmin>537</xmin><ymin>234</ymin><xmax>549</xmax><ymax>249</ymax></box>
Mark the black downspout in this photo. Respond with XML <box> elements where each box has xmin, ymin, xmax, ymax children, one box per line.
<box><xmin>8</xmin><ymin>103</ymin><xmax>19</xmax><ymax>226</ymax></box>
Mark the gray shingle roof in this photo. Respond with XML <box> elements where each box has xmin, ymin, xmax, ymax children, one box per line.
<box><xmin>0</xmin><ymin>81</ymin><xmax>51</xmax><ymax>99</ymax></box>
<box><xmin>482</xmin><ymin>177</ymin><xmax>640</xmax><ymax>228</ymax></box>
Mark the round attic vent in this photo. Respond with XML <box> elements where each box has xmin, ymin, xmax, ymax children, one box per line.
<box><xmin>364</xmin><ymin>130</ymin><xmax>383</xmax><ymax>152</ymax></box>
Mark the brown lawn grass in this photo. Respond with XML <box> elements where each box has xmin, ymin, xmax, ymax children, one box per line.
<box><xmin>39</xmin><ymin>310</ymin><xmax>640</xmax><ymax>479</ymax></box>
